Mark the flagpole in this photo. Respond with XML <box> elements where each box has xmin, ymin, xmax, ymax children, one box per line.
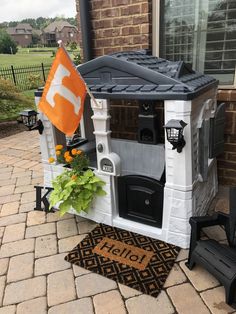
<box><xmin>57</xmin><ymin>40</ymin><xmax>100</xmax><ymax>108</ymax></box>
<box><xmin>85</xmin><ymin>85</ymin><xmax>101</xmax><ymax>108</ymax></box>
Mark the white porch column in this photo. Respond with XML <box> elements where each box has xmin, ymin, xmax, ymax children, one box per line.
<box><xmin>163</xmin><ymin>100</ymin><xmax>193</xmax><ymax>248</ymax></box>
<box><xmin>91</xmin><ymin>98</ymin><xmax>111</xmax><ymax>158</ymax></box>
<box><xmin>35</xmin><ymin>92</ymin><xmax>66</xmax><ymax>186</ymax></box>
<box><xmin>91</xmin><ymin>98</ymin><xmax>120</xmax><ymax>176</ymax></box>
<box><xmin>35</xmin><ymin>94</ymin><xmax>56</xmax><ymax>164</ymax></box>
<box><xmin>89</xmin><ymin>98</ymin><xmax>118</xmax><ymax>225</ymax></box>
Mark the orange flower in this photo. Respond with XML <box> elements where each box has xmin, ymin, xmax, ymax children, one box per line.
<box><xmin>77</xmin><ymin>150</ymin><xmax>82</xmax><ymax>155</ymax></box>
<box><xmin>55</xmin><ymin>145</ymin><xmax>63</xmax><ymax>150</ymax></box>
<box><xmin>48</xmin><ymin>157</ymin><xmax>55</xmax><ymax>163</ymax></box>
<box><xmin>64</xmin><ymin>151</ymin><xmax>70</xmax><ymax>158</ymax></box>
<box><xmin>71</xmin><ymin>174</ymin><xmax>77</xmax><ymax>180</ymax></box>
<box><xmin>56</xmin><ymin>150</ymin><xmax>61</xmax><ymax>156</ymax></box>
<box><xmin>65</xmin><ymin>156</ymin><xmax>73</xmax><ymax>163</ymax></box>
<box><xmin>71</xmin><ymin>148</ymin><xmax>77</xmax><ymax>156</ymax></box>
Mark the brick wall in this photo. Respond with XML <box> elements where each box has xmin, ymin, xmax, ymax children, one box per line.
<box><xmin>217</xmin><ymin>90</ymin><xmax>236</xmax><ymax>186</ymax></box>
<box><xmin>76</xmin><ymin>0</ymin><xmax>152</xmax><ymax>58</ymax></box>
<box><xmin>11</xmin><ymin>34</ymin><xmax>32</xmax><ymax>47</ymax></box>
<box><xmin>110</xmin><ymin>100</ymin><xmax>164</xmax><ymax>142</ymax></box>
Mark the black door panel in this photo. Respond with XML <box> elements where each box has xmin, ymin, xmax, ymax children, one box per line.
<box><xmin>118</xmin><ymin>175</ymin><xmax>164</xmax><ymax>228</ymax></box>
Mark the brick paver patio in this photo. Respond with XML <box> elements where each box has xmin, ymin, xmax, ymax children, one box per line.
<box><xmin>0</xmin><ymin>130</ymin><xmax>235</xmax><ymax>314</ymax></box>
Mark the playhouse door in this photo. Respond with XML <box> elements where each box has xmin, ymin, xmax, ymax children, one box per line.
<box><xmin>118</xmin><ymin>175</ymin><xmax>164</xmax><ymax>228</ymax></box>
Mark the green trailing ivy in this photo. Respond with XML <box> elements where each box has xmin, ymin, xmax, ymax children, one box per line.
<box><xmin>49</xmin><ymin>168</ymin><xmax>106</xmax><ymax>216</ymax></box>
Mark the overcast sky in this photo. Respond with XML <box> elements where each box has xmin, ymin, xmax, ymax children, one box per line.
<box><xmin>0</xmin><ymin>0</ymin><xmax>76</xmax><ymax>22</ymax></box>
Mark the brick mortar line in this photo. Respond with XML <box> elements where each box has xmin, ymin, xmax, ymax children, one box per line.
<box><xmin>2</xmin><ymin>292</ymin><xmax>48</xmax><ymax>310</ymax></box>
<box><xmin>92</xmin><ymin>3</ymin><xmax>148</xmax><ymax>9</ymax></box>
<box><xmin>90</xmin><ymin>4</ymin><xmax>145</xmax><ymax>11</ymax></box>
<box><xmin>91</xmin><ymin>294</ymin><xmax>99</xmax><ymax>314</ymax></box>
<box><xmin>92</xmin><ymin>288</ymin><xmax>128</xmax><ymax>314</ymax></box>
<box><xmin>174</xmin><ymin>259</ymin><xmax>222</xmax><ymax>314</ymax></box>
<box><xmin>46</xmin><ymin>296</ymin><xmax>95</xmax><ymax>313</ymax></box>
<box><xmin>92</xmin><ymin>13</ymin><xmax>149</xmax><ymax>20</ymax></box>
<box><xmin>0</xmin><ymin>239</ymin><xmax>35</xmax><ymax>260</ymax></box>
<box><xmin>116</xmin><ymin>284</ymin><xmax>138</xmax><ymax>314</ymax></box>
<box><xmin>46</xmin><ymin>269</ymin><xmax>76</xmax><ymax>309</ymax></box>
<box><xmin>164</xmin><ymin>260</ymin><xmax>200</xmax><ymax>314</ymax></box>
<box><xmin>2</xmin><ymin>273</ymin><xmax>46</xmax><ymax>307</ymax></box>
<box><xmin>2</xmin><ymin>222</ymin><xmax>26</xmax><ymax>244</ymax></box>
<box><xmin>3</xmin><ymin>255</ymin><xmax>35</xmax><ymax>285</ymax></box>
<box><xmin>0</xmin><ymin>276</ymin><xmax>6</xmax><ymax>307</ymax></box>
<box><xmin>25</xmin><ymin>227</ymin><xmax>56</xmax><ymax>239</ymax></box>
<box><xmin>93</xmin><ymin>32</ymin><xmax>150</xmax><ymax>40</ymax></box>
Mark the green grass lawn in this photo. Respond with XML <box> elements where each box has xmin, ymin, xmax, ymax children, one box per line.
<box><xmin>19</xmin><ymin>47</ymin><xmax>57</xmax><ymax>54</ymax></box>
<box><xmin>0</xmin><ymin>47</ymin><xmax>80</xmax><ymax>67</ymax></box>
<box><xmin>0</xmin><ymin>52</ymin><xmax>53</xmax><ymax>67</ymax></box>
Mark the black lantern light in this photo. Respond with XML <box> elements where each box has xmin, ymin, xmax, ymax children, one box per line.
<box><xmin>163</xmin><ymin>119</ymin><xmax>187</xmax><ymax>153</ymax></box>
<box><xmin>19</xmin><ymin>109</ymin><xmax>44</xmax><ymax>134</ymax></box>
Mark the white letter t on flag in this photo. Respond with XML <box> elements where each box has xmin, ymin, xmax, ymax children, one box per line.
<box><xmin>46</xmin><ymin>64</ymin><xmax>81</xmax><ymax>115</ymax></box>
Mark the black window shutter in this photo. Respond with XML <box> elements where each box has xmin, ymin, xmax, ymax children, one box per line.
<box><xmin>199</xmin><ymin>119</ymin><xmax>210</xmax><ymax>182</ymax></box>
<box><xmin>209</xmin><ymin>103</ymin><xmax>225</xmax><ymax>159</ymax></box>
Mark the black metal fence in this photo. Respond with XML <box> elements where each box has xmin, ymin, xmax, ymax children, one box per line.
<box><xmin>0</xmin><ymin>63</ymin><xmax>51</xmax><ymax>91</ymax></box>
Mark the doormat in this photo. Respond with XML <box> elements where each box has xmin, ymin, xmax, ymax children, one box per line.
<box><xmin>65</xmin><ymin>224</ymin><xmax>180</xmax><ymax>297</ymax></box>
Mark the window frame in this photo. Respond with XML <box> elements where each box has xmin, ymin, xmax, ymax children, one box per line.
<box><xmin>152</xmin><ymin>0</ymin><xmax>236</xmax><ymax>89</ymax></box>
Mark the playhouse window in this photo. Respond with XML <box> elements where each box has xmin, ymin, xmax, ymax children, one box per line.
<box><xmin>160</xmin><ymin>0</ymin><xmax>236</xmax><ymax>85</ymax></box>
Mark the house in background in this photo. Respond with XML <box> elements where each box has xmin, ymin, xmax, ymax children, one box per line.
<box><xmin>41</xmin><ymin>21</ymin><xmax>79</xmax><ymax>46</ymax></box>
<box><xmin>76</xmin><ymin>0</ymin><xmax>236</xmax><ymax>187</ymax></box>
<box><xmin>6</xmin><ymin>23</ymin><xmax>33</xmax><ymax>47</ymax></box>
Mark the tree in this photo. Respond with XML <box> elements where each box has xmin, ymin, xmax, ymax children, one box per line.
<box><xmin>32</xmin><ymin>32</ymin><xmax>41</xmax><ymax>45</ymax></box>
<box><xmin>36</xmin><ymin>17</ymin><xmax>48</xmax><ymax>30</ymax></box>
<box><xmin>67</xmin><ymin>18</ymin><xmax>77</xmax><ymax>26</ymax></box>
<box><xmin>8</xmin><ymin>21</ymin><xmax>17</xmax><ymax>27</ymax></box>
<box><xmin>0</xmin><ymin>22</ymin><xmax>8</xmax><ymax>29</ymax></box>
<box><xmin>21</xmin><ymin>18</ymin><xmax>37</xmax><ymax>29</ymax></box>
<box><xmin>0</xmin><ymin>30</ymin><xmax>17</xmax><ymax>54</ymax></box>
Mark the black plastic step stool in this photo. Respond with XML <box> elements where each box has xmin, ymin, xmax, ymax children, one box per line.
<box><xmin>186</xmin><ymin>187</ymin><xmax>236</xmax><ymax>307</ymax></box>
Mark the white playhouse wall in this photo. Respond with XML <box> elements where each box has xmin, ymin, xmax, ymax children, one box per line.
<box><xmin>36</xmin><ymin>88</ymin><xmax>218</xmax><ymax>249</ymax></box>
<box><xmin>162</xmin><ymin>88</ymin><xmax>218</xmax><ymax>247</ymax></box>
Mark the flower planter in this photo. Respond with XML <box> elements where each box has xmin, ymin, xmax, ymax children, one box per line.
<box><xmin>49</xmin><ymin>164</ymin><xmax>113</xmax><ymax>224</ymax></box>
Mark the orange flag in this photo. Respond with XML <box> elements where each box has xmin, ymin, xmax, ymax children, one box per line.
<box><xmin>38</xmin><ymin>47</ymin><xmax>87</xmax><ymax>136</ymax></box>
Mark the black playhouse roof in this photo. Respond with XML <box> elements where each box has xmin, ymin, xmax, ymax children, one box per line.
<box><xmin>77</xmin><ymin>50</ymin><xmax>218</xmax><ymax>101</ymax></box>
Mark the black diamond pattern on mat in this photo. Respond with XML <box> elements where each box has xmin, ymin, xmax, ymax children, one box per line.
<box><xmin>65</xmin><ymin>224</ymin><xmax>180</xmax><ymax>297</ymax></box>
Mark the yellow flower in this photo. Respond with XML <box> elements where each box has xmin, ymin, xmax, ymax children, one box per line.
<box><xmin>71</xmin><ymin>174</ymin><xmax>77</xmax><ymax>180</ymax></box>
<box><xmin>56</xmin><ymin>150</ymin><xmax>61</xmax><ymax>156</ymax></box>
<box><xmin>64</xmin><ymin>151</ymin><xmax>70</xmax><ymax>158</ymax></box>
<box><xmin>65</xmin><ymin>156</ymin><xmax>73</xmax><ymax>163</ymax></box>
<box><xmin>77</xmin><ymin>150</ymin><xmax>82</xmax><ymax>155</ymax></box>
<box><xmin>48</xmin><ymin>157</ymin><xmax>55</xmax><ymax>163</ymax></box>
<box><xmin>71</xmin><ymin>148</ymin><xmax>77</xmax><ymax>156</ymax></box>
<box><xmin>55</xmin><ymin>145</ymin><xmax>63</xmax><ymax>150</ymax></box>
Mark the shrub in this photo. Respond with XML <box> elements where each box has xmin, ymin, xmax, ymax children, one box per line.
<box><xmin>0</xmin><ymin>78</ymin><xmax>34</xmax><ymax>119</ymax></box>
<box><xmin>0</xmin><ymin>78</ymin><xmax>32</xmax><ymax>105</ymax></box>
<box><xmin>0</xmin><ymin>30</ymin><xmax>17</xmax><ymax>54</ymax></box>
<box><xmin>73</xmin><ymin>52</ymin><xmax>81</xmax><ymax>66</ymax></box>
<box><xmin>51</xmin><ymin>50</ymin><xmax>56</xmax><ymax>58</ymax></box>
<box><xmin>27</xmin><ymin>74</ymin><xmax>43</xmax><ymax>89</ymax></box>
<box><xmin>69</xmin><ymin>41</ymin><xmax>77</xmax><ymax>51</ymax></box>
